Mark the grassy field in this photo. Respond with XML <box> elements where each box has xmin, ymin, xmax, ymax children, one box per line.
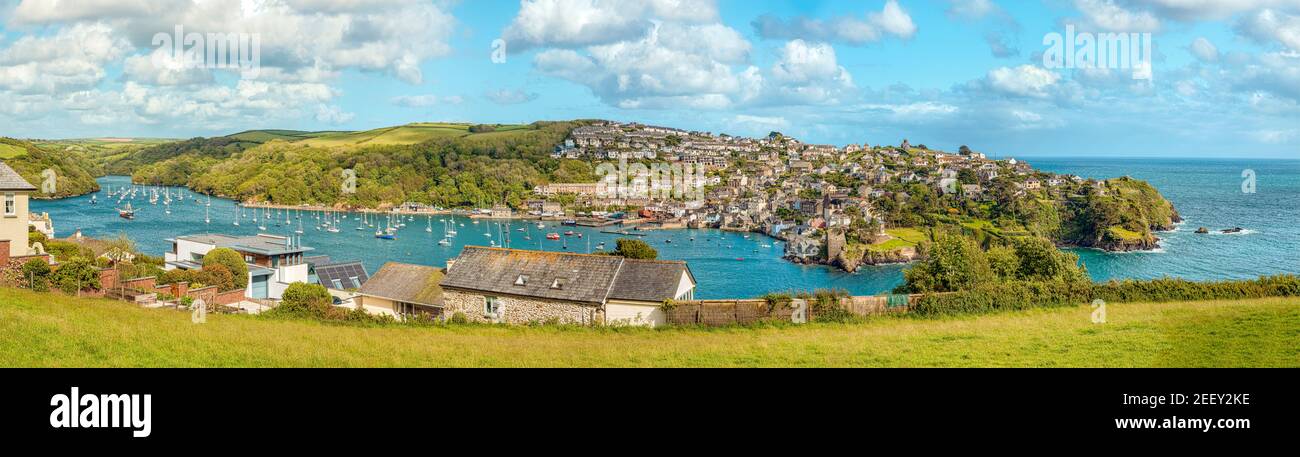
<box><xmin>1</xmin><ymin>287</ymin><xmax>1295</xmax><ymax>367</ymax></box>
<box><xmin>0</xmin><ymin>143</ymin><xmax>27</xmax><ymax>159</ymax></box>
<box><xmin>296</xmin><ymin>123</ymin><xmax>533</xmax><ymax>147</ymax></box>
<box><xmin>867</xmin><ymin>227</ymin><xmax>927</xmax><ymax>252</ymax></box>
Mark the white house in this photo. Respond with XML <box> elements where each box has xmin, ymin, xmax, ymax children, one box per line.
<box><xmin>164</xmin><ymin>233</ymin><xmax>313</xmax><ymax>300</ymax></box>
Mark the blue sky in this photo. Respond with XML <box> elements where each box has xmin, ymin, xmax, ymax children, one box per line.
<box><xmin>1</xmin><ymin>0</ymin><xmax>1299</xmax><ymax>158</ymax></box>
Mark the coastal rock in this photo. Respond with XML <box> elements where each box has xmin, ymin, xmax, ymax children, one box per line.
<box><xmin>1195</xmin><ymin>227</ymin><xmax>1209</xmax><ymax>234</ymax></box>
<box><xmin>1221</xmin><ymin>227</ymin><xmax>1244</xmax><ymax>234</ymax></box>
<box><xmin>833</xmin><ymin>247</ymin><xmax>920</xmax><ymax>273</ymax></box>
<box><xmin>1093</xmin><ymin>235</ymin><xmax>1160</xmax><ymax>252</ymax></box>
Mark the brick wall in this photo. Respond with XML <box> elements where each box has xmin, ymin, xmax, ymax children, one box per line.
<box><xmin>121</xmin><ymin>276</ymin><xmax>157</xmax><ymax>291</ymax></box>
<box><xmin>213</xmin><ymin>289</ymin><xmax>246</xmax><ymax>305</ymax></box>
<box><xmin>187</xmin><ymin>286</ymin><xmax>217</xmax><ymax>304</ymax></box>
<box><xmin>98</xmin><ymin>268</ymin><xmax>120</xmax><ymax>290</ymax></box>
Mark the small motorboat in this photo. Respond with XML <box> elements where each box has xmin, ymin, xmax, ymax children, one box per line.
<box><xmin>546</xmin><ymin>233</ymin><xmax>561</xmax><ymax>240</ymax></box>
<box><xmin>563</xmin><ymin>231</ymin><xmax>576</xmax><ymax>236</ymax></box>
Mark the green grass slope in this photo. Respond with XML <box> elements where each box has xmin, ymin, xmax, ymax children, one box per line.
<box><xmin>1</xmin><ymin>287</ymin><xmax>1295</xmax><ymax>367</ymax></box>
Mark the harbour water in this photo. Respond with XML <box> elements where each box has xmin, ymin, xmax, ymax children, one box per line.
<box><xmin>31</xmin><ymin>157</ymin><xmax>1299</xmax><ymax>299</ymax></box>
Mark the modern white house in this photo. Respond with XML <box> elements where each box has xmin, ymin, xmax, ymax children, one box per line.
<box><xmin>164</xmin><ymin>233</ymin><xmax>313</xmax><ymax>300</ymax></box>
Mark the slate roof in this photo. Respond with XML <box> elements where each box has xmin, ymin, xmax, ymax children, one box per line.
<box><xmin>357</xmin><ymin>262</ymin><xmax>444</xmax><ymax>307</ymax></box>
<box><xmin>314</xmin><ymin>260</ymin><xmax>369</xmax><ymax>290</ymax></box>
<box><xmin>607</xmin><ymin>259</ymin><xmax>692</xmax><ymax>302</ymax></box>
<box><xmin>440</xmin><ymin>246</ymin><xmax>693</xmax><ymax>305</ymax></box>
<box><xmin>0</xmin><ymin>162</ymin><xmax>36</xmax><ymax>191</ymax></box>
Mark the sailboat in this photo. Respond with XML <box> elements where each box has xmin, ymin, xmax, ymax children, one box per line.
<box><xmin>233</xmin><ymin>205</ymin><xmax>241</xmax><ymax>226</ymax></box>
<box><xmin>438</xmin><ymin>220</ymin><xmax>452</xmax><ymax>246</ymax></box>
<box><xmin>118</xmin><ymin>202</ymin><xmax>136</xmax><ymax>220</ymax></box>
<box><xmin>426</xmin><ymin>216</ymin><xmax>433</xmax><ymax>233</ymax></box>
<box><xmin>204</xmin><ymin>206</ymin><xmax>210</xmax><ymax>224</ymax></box>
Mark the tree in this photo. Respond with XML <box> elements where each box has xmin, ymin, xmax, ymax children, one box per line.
<box><xmin>202</xmin><ymin>248</ymin><xmax>248</xmax><ymax>289</ymax></box>
<box><xmin>958</xmin><ymin>145</ymin><xmax>972</xmax><ymax>156</ymax></box>
<box><xmin>199</xmin><ymin>264</ymin><xmax>236</xmax><ymax>291</ymax></box>
<box><xmin>1012</xmin><ymin>237</ymin><xmax>1089</xmax><ymax>284</ymax></box>
<box><xmin>898</xmin><ymin>235</ymin><xmax>994</xmax><ymax>293</ymax></box>
<box><xmin>612</xmin><ymin>238</ymin><xmax>658</xmax><ymax>260</ymax></box>
<box><xmin>985</xmin><ymin>245</ymin><xmax>1020</xmax><ymax>281</ymax></box>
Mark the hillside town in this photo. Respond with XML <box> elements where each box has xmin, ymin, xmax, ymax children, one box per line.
<box><xmin>540</xmin><ymin>121</ymin><xmax>1106</xmax><ymax>270</ymax></box>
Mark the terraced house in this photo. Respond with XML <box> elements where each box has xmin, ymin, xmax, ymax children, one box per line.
<box><xmin>439</xmin><ymin>246</ymin><xmax>696</xmax><ymax>327</ymax></box>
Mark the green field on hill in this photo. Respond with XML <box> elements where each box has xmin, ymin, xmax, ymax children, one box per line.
<box><xmin>1</xmin><ymin>288</ymin><xmax>1295</xmax><ymax>367</ymax></box>
<box><xmin>297</xmin><ymin>123</ymin><xmax>532</xmax><ymax>147</ymax></box>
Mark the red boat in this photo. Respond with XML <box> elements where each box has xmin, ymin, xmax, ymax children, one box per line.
<box><xmin>563</xmin><ymin>231</ymin><xmax>576</xmax><ymax>236</ymax></box>
<box><xmin>546</xmin><ymin>233</ymin><xmax>561</xmax><ymax>240</ymax></box>
<box><xmin>118</xmin><ymin>203</ymin><xmax>136</xmax><ymax>220</ymax></box>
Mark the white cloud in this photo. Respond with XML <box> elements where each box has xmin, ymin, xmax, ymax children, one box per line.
<box><xmin>0</xmin><ymin>23</ymin><xmax>131</xmax><ymax>95</ymax></box>
<box><xmin>947</xmin><ymin>0</ymin><xmax>998</xmax><ymax>19</ymax></box>
<box><xmin>485</xmin><ymin>89</ymin><xmax>540</xmax><ymax>105</ymax></box>
<box><xmin>391</xmin><ymin>94</ymin><xmax>442</xmax><ymax>107</ymax></box>
<box><xmin>730</xmin><ymin>114</ymin><xmax>788</xmax><ymax>129</ymax></box>
<box><xmin>986</xmin><ymin>65</ymin><xmax>1061</xmax><ymax>98</ymax></box>
<box><xmin>534</xmin><ymin>18</ymin><xmax>761</xmax><ymax>109</ymax></box>
<box><xmin>1138</xmin><ymin>0</ymin><xmax>1300</xmax><ymax>21</ymax></box>
<box><xmin>315</xmin><ymin>104</ymin><xmax>355</xmax><ymax>124</ymax></box>
<box><xmin>9</xmin><ymin>0</ymin><xmax>456</xmax><ymax>85</ymax></box>
<box><xmin>1189</xmin><ymin>37</ymin><xmax>1220</xmax><ymax>62</ymax></box>
<box><xmin>751</xmin><ymin>0</ymin><xmax>916</xmax><ymax>45</ymax></box>
<box><xmin>1237</xmin><ymin>9</ymin><xmax>1300</xmax><ymax>51</ymax></box>
<box><xmin>503</xmin><ymin>0</ymin><xmax>719</xmax><ymax>50</ymax></box>
<box><xmin>1073</xmin><ymin>0</ymin><xmax>1161</xmax><ymax>31</ymax></box>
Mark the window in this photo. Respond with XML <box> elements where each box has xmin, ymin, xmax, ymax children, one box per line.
<box><xmin>484</xmin><ymin>296</ymin><xmax>501</xmax><ymax>315</ymax></box>
<box><xmin>3</xmin><ymin>193</ymin><xmax>13</xmax><ymax>216</ymax></box>
<box><xmin>331</xmin><ymin>279</ymin><xmax>344</xmax><ymax>290</ymax></box>
<box><xmin>348</xmin><ymin>276</ymin><xmax>359</xmax><ymax>288</ymax></box>
<box><xmin>514</xmin><ymin>275</ymin><xmax>529</xmax><ymax>286</ymax></box>
<box><xmin>550</xmin><ymin>278</ymin><xmax>566</xmax><ymax>290</ymax></box>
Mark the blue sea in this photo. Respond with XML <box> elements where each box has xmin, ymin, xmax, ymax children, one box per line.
<box><xmin>30</xmin><ymin>157</ymin><xmax>1300</xmax><ymax>299</ymax></box>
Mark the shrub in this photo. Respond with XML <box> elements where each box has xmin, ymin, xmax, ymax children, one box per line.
<box><xmin>51</xmin><ymin>258</ymin><xmax>101</xmax><ymax>294</ymax></box>
<box><xmin>807</xmin><ymin>288</ymin><xmax>855</xmax><ymax>323</ymax></box>
<box><xmin>21</xmin><ymin>258</ymin><xmax>51</xmax><ymax>292</ymax></box>
<box><xmin>449</xmin><ymin>312</ymin><xmax>469</xmax><ymax>325</ymax></box>
<box><xmin>910</xmin><ymin>275</ymin><xmax>1300</xmax><ymax>318</ymax></box>
<box><xmin>266</xmin><ymin>282</ymin><xmax>334</xmax><ymax>319</ymax></box>
<box><xmin>202</xmin><ymin>248</ymin><xmax>248</xmax><ymax>289</ymax></box>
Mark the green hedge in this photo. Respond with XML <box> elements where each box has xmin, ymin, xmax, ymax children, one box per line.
<box><xmin>912</xmin><ymin>275</ymin><xmax>1300</xmax><ymax>317</ymax></box>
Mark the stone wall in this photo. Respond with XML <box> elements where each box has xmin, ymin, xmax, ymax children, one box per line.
<box><xmin>442</xmin><ymin>289</ymin><xmax>603</xmax><ymax>325</ymax></box>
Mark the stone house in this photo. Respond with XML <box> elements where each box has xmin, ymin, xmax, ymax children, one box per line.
<box><xmin>439</xmin><ymin>246</ymin><xmax>696</xmax><ymax>327</ymax></box>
